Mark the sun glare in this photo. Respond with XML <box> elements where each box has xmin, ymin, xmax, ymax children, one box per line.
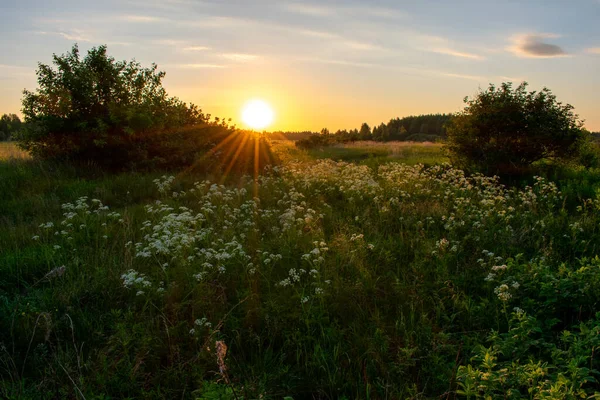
<box><xmin>241</xmin><ymin>99</ymin><xmax>274</xmax><ymax>130</ymax></box>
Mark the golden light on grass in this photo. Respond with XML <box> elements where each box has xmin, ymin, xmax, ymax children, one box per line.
<box><xmin>241</xmin><ymin>99</ymin><xmax>274</xmax><ymax>130</ymax></box>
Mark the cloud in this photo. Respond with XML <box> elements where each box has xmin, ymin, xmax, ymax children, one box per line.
<box><xmin>220</xmin><ymin>53</ymin><xmax>259</xmax><ymax>62</ymax></box>
<box><xmin>36</xmin><ymin>29</ymin><xmax>91</xmax><ymax>42</ymax></box>
<box><xmin>283</xmin><ymin>2</ymin><xmax>406</xmax><ymax>19</ymax></box>
<box><xmin>343</xmin><ymin>40</ymin><xmax>386</xmax><ymax>51</ymax></box>
<box><xmin>0</xmin><ymin>64</ymin><xmax>34</xmax><ymax>79</ymax></box>
<box><xmin>172</xmin><ymin>63</ymin><xmax>227</xmax><ymax>69</ymax></box>
<box><xmin>431</xmin><ymin>47</ymin><xmax>485</xmax><ymax>60</ymax></box>
<box><xmin>300</xmin><ymin>57</ymin><xmax>382</xmax><ymax>69</ymax></box>
<box><xmin>183</xmin><ymin>46</ymin><xmax>211</xmax><ymax>52</ymax></box>
<box><xmin>508</xmin><ymin>33</ymin><xmax>569</xmax><ymax>58</ymax></box>
<box><xmin>293</xmin><ymin>29</ymin><xmax>386</xmax><ymax>52</ymax></box>
<box><xmin>440</xmin><ymin>72</ymin><xmax>485</xmax><ymax>81</ymax></box>
<box><xmin>586</xmin><ymin>47</ymin><xmax>600</xmax><ymax>54</ymax></box>
<box><xmin>296</xmin><ymin>29</ymin><xmax>339</xmax><ymax>40</ymax></box>
<box><xmin>284</xmin><ymin>3</ymin><xmax>334</xmax><ymax>17</ymax></box>
<box><xmin>415</xmin><ymin>35</ymin><xmax>484</xmax><ymax>60</ymax></box>
<box><xmin>119</xmin><ymin>15</ymin><xmax>163</xmax><ymax>23</ymax></box>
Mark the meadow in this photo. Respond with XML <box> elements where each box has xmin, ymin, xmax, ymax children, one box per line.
<box><xmin>1</xmin><ymin>140</ymin><xmax>600</xmax><ymax>399</ymax></box>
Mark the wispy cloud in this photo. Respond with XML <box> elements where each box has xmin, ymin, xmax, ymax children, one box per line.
<box><xmin>284</xmin><ymin>3</ymin><xmax>334</xmax><ymax>17</ymax></box>
<box><xmin>294</xmin><ymin>28</ymin><xmax>386</xmax><ymax>52</ymax></box>
<box><xmin>36</xmin><ymin>29</ymin><xmax>92</xmax><ymax>42</ymax></box>
<box><xmin>183</xmin><ymin>46</ymin><xmax>211</xmax><ymax>52</ymax></box>
<box><xmin>508</xmin><ymin>33</ymin><xmax>569</xmax><ymax>58</ymax></box>
<box><xmin>220</xmin><ymin>53</ymin><xmax>260</xmax><ymax>62</ymax></box>
<box><xmin>296</xmin><ymin>29</ymin><xmax>339</xmax><ymax>40</ymax></box>
<box><xmin>586</xmin><ymin>47</ymin><xmax>600</xmax><ymax>54</ymax></box>
<box><xmin>119</xmin><ymin>15</ymin><xmax>163</xmax><ymax>23</ymax></box>
<box><xmin>172</xmin><ymin>63</ymin><xmax>227</xmax><ymax>69</ymax></box>
<box><xmin>431</xmin><ymin>48</ymin><xmax>485</xmax><ymax>60</ymax></box>
<box><xmin>440</xmin><ymin>72</ymin><xmax>485</xmax><ymax>81</ymax></box>
<box><xmin>0</xmin><ymin>64</ymin><xmax>34</xmax><ymax>79</ymax></box>
<box><xmin>343</xmin><ymin>40</ymin><xmax>386</xmax><ymax>51</ymax></box>
<box><xmin>300</xmin><ymin>57</ymin><xmax>382</xmax><ymax>69</ymax></box>
<box><xmin>300</xmin><ymin>57</ymin><xmax>491</xmax><ymax>83</ymax></box>
<box><xmin>416</xmin><ymin>35</ymin><xmax>484</xmax><ymax>60</ymax></box>
<box><xmin>283</xmin><ymin>2</ymin><xmax>406</xmax><ymax>19</ymax></box>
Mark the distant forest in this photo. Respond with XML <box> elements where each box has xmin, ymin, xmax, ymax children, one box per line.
<box><xmin>273</xmin><ymin>114</ymin><xmax>452</xmax><ymax>143</ymax></box>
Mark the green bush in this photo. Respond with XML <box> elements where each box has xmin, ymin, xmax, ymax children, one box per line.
<box><xmin>18</xmin><ymin>44</ymin><xmax>211</xmax><ymax>169</ymax></box>
<box><xmin>295</xmin><ymin>134</ymin><xmax>335</xmax><ymax>149</ymax></box>
<box><xmin>446</xmin><ymin>82</ymin><xmax>586</xmax><ymax>175</ymax></box>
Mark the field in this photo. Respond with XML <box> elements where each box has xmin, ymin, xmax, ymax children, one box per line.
<box><xmin>1</xmin><ymin>140</ymin><xmax>600</xmax><ymax>399</ymax></box>
<box><xmin>0</xmin><ymin>142</ymin><xmax>30</xmax><ymax>160</ymax></box>
<box><xmin>306</xmin><ymin>141</ymin><xmax>447</xmax><ymax>167</ymax></box>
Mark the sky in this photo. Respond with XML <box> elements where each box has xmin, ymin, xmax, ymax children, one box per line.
<box><xmin>1</xmin><ymin>0</ymin><xmax>599</xmax><ymax>131</ymax></box>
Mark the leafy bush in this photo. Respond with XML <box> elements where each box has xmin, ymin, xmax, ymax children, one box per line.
<box><xmin>446</xmin><ymin>82</ymin><xmax>586</xmax><ymax>175</ymax></box>
<box><xmin>457</xmin><ymin>256</ymin><xmax>600</xmax><ymax>398</ymax></box>
<box><xmin>18</xmin><ymin>44</ymin><xmax>211</xmax><ymax>168</ymax></box>
<box><xmin>295</xmin><ymin>133</ymin><xmax>336</xmax><ymax>149</ymax></box>
<box><xmin>578</xmin><ymin>141</ymin><xmax>600</xmax><ymax>170</ymax></box>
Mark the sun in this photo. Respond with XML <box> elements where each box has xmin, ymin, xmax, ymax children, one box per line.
<box><xmin>241</xmin><ymin>99</ymin><xmax>274</xmax><ymax>130</ymax></box>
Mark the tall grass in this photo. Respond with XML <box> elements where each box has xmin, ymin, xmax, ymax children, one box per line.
<box><xmin>1</xmin><ymin>141</ymin><xmax>599</xmax><ymax>399</ymax></box>
<box><xmin>0</xmin><ymin>142</ymin><xmax>30</xmax><ymax>160</ymax></box>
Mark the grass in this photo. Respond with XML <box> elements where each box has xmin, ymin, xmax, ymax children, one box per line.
<box><xmin>0</xmin><ymin>142</ymin><xmax>30</xmax><ymax>160</ymax></box>
<box><xmin>306</xmin><ymin>140</ymin><xmax>447</xmax><ymax>167</ymax></box>
<box><xmin>1</xmin><ymin>140</ymin><xmax>600</xmax><ymax>399</ymax></box>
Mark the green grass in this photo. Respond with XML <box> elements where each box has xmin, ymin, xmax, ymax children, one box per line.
<box><xmin>306</xmin><ymin>141</ymin><xmax>447</xmax><ymax>167</ymax></box>
<box><xmin>1</xmin><ymin>141</ymin><xmax>600</xmax><ymax>399</ymax></box>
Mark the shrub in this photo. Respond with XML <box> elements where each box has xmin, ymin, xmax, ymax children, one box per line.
<box><xmin>446</xmin><ymin>82</ymin><xmax>586</xmax><ymax>175</ymax></box>
<box><xmin>295</xmin><ymin>134</ymin><xmax>335</xmax><ymax>149</ymax></box>
<box><xmin>18</xmin><ymin>44</ymin><xmax>210</xmax><ymax>168</ymax></box>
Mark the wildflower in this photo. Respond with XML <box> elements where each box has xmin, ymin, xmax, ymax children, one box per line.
<box><xmin>484</xmin><ymin>273</ymin><xmax>496</xmax><ymax>282</ymax></box>
<box><xmin>494</xmin><ymin>284</ymin><xmax>512</xmax><ymax>302</ymax></box>
<box><xmin>513</xmin><ymin>307</ymin><xmax>525</xmax><ymax>316</ymax></box>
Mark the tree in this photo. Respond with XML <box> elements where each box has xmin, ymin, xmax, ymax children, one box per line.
<box><xmin>359</xmin><ymin>122</ymin><xmax>371</xmax><ymax>140</ymax></box>
<box><xmin>0</xmin><ymin>114</ymin><xmax>22</xmax><ymax>141</ymax></box>
<box><xmin>446</xmin><ymin>82</ymin><xmax>586</xmax><ymax>174</ymax></box>
<box><xmin>19</xmin><ymin>44</ymin><xmax>208</xmax><ymax>165</ymax></box>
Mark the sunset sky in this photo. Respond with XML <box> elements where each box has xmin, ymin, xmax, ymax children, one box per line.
<box><xmin>1</xmin><ymin>0</ymin><xmax>599</xmax><ymax>131</ymax></box>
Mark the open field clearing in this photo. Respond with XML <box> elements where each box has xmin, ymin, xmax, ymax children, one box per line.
<box><xmin>0</xmin><ymin>142</ymin><xmax>30</xmax><ymax>160</ymax></box>
<box><xmin>2</xmin><ymin>140</ymin><xmax>600</xmax><ymax>398</ymax></box>
<box><xmin>306</xmin><ymin>141</ymin><xmax>447</xmax><ymax>166</ymax></box>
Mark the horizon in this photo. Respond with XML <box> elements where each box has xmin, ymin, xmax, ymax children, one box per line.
<box><xmin>1</xmin><ymin>0</ymin><xmax>599</xmax><ymax>131</ymax></box>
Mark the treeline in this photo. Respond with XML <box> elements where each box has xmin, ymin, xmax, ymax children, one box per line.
<box><xmin>291</xmin><ymin>113</ymin><xmax>452</xmax><ymax>149</ymax></box>
<box><xmin>0</xmin><ymin>114</ymin><xmax>22</xmax><ymax>141</ymax></box>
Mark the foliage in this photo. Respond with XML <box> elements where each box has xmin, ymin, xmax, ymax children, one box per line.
<box><xmin>18</xmin><ymin>44</ymin><xmax>212</xmax><ymax>168</ymax></box>
<box><xmin>371</xmin><ymin>113</ymin><xmax>451</xmax><ymax>141</ymax></box>
<box><xmin>577</xmin><ymin>140</ymin><xmax>600</xmax><ymax>170</ymax></box>
<box><xmin>295</xmin><ymin>132</ymin><xmax>336</xmax><ymax>149</ymax></box>
<box><xmin>446</xmin><ymin>82</ymin><xmax>586</xmax><ymax>174</ymax></box>
<box><xmin>2</xmin><ymin>141</ymin><xmax>600</xmax><ymax>398</ymax></box>
<box><xmin>0</xmin><ymin>113</ymin><xmax>22</xmax><ymax>141</ymax></box>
